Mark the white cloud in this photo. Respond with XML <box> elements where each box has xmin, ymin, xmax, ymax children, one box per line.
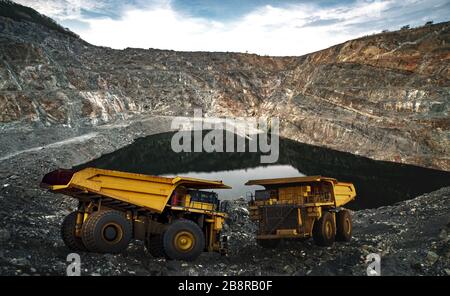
<box><xmin>73</xmin><ymin>1</ymin><xmax>390</xmax><ymax>56</ymax></box>
<box><xmin>13</xmin><ymin>0</ymin><xmax>449</xmax><ymax>56</ymax></box>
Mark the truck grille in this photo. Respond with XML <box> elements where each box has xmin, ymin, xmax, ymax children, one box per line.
<box><xmin>258</xmin><ymin>205</ymin><xmax>298</xmax><ymax>234</ymax></box>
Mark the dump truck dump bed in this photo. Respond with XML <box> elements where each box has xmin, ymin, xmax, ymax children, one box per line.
<box><xmin>245</xmin><ymin>175</ymin><xmax>356</xmax><ymax>207</ymax></box>
<box><xmin>41</xmin><ymin>167</ymin><xmax>231</xmax><ymax>213</ymax></box>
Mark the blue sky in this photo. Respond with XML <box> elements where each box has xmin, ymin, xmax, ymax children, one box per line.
<box><xmin>15</xmin><ymin>0</ymin><xmax>450</xmax><ymax>56</ymax></box>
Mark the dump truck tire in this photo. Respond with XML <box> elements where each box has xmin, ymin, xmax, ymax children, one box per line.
<box><xmin>336</xmin><ymin>209</ymin><xmax>352</xmax><ymax>242</ymax></box>
<box><xmin>81</xmin><ymin>210</ymin><xmax>132</xmax><ymax>254</ymax></box>
<box><xmin>61</xmin><ymin>212</ymin><xmax>87</xmax><ymax>251</ymax></box>
<box><xmin>256</xmin><ymin>239</ymin><xmax>280</xmax><ymax>249</ymax></box>
<box><xmin>163</xmin><ymin>219</ymin><xmax>205</xmax><ymax>261</ymax></box>
<box><xmin>145</xmin><ymin>234</ymin><xmax>166</xmax><ymax>258</ymax></box>
<box><xmin>313</xmin><ymin>211</ymin><xmax>336</xmax><ymax>246</ymax></box>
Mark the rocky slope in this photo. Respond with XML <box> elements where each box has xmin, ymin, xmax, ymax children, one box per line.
<box><xmin>0</xmin><ymin>1</ymin><xmax>449</xmax><ymax>170</ymax></box>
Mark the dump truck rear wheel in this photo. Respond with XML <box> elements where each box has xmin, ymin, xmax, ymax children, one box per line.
<box><xmin>145</xmin><ymin>234</ymin><xmax>167</xmax><ymax>258</ymax></box>
<box><xmin>163</xmin><ymin>219</ymin><xmax>204</xmax><ymax>261</ymax></box>
<box><xmin>336</xmin><ymin>209</ymin><xmax>352</xmax><ymax>242</ymax></box>
<box><xmin>256</xmin><ymin>239</ymin><xmax>280</xmax><ymax>249</ymax></box>
<box><xmin>313</xmin><ymin>211</ymin><xmax>336</xmax><ymax>246</ymax></box>
<box><xmin>81</xmin><ymin>210</ymin><xmax>132</xmax><ymax>254</ymax></box>
<box><xmin>61</xmin><ymin>211</ymin><xmax>87</xmax><ymax>251</ymax></box>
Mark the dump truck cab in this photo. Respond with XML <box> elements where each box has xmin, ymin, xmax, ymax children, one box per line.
<box><xmin>246</xmin><ymin>176</ymin><xmax>356</xmax><ymax>248</ymax></box>
<box><xmin>41</xmin><ymin>167</ymin><xmax>230</xmax><ymax>261</ymax></box>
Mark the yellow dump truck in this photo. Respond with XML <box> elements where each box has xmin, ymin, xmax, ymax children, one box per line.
<box><xmin>246</xmin><ymin>176</ymin><xmax>356</xmax><ymax>248</ymax></box>
<box><xmin>41</xmin><ymin>167</ymin><xmax>230</xmax><ymax>261</ymax></box>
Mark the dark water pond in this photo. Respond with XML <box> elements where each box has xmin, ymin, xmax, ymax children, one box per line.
<box><xmin>75</xmin><ymin>131</ymin><xmax>450</xmax><ymax>210</ymax></box>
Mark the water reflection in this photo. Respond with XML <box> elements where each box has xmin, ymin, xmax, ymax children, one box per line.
<box><xmin>75</xmin><ymin>131</ymin><xmax>450</xmax><ymax>209</ymax></box>
<box><xmin>162</xmin><ymin>165</ymin><xmax>303</xmax><ymax>199</ymax></box>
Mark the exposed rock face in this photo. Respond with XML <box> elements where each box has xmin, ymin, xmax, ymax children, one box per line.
<box><xmin>0</xmin><ymin>1</ymin><xmax>449</xmax><ymax>170</ymax></box>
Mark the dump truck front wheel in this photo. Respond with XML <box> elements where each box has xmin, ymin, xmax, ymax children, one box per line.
<box><xmin>81</xmin><ymin>210</ymin><xmax>132</xmax><ymax>254</ymax></box>
<box><xmin>61</xmin><ymin>211</ymin><xmax>87</xmax><ymax>251</ymax></box>
<box><xmin>336</xmin><ymin>209</ymin><xmax>352</xmax><ymax>242</ymax></box>
<box><xmin>313</xmin><ymin>211</ymin><xmax>336</xmax><ymax>246</ymax></box>
<box><xmin>256</xmin><ymin>239</ymin><xmax>280</xmax><ymax>249</ymax></box>
<box><xmin>163</xmin><ymin>219</ymin><xmax>205</xmax><ymax>261</ymax></box>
